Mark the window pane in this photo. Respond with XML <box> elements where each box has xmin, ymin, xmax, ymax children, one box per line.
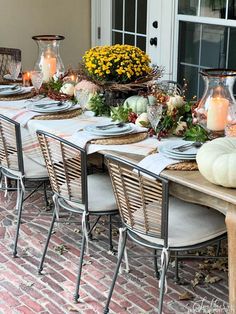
<box><xmin>136</xmin><ymin>36</ymin><xmax>146</xmax><ymax>51</ymax></box>
<box><xmin>125</xmin><ymin>0</ymin><xmax>135</xmax><ymax>32</ymax></box>
<box><xmin>137</xmin><ymin>0</ymin><xmax>147</xmax><ymax>34</ymax></box>
<box><xmin>178</xmin><ymin>65</ymin><xmax>199</xmax><ymax>99</ymax></box>
<box><xmin>112</xmin><ymin>0</ymin><xmax>123</xmax><ymax>30</ymax></box>
<box><xmin>201</xmin><ymin>24</ymin><xmax>227</xmax><ymax>68</ymax></box>
<box><xmin>124</xmin><ymin>33</ymin><xmax>135</xmax><ymax>45</ymax></box>
<box><xmin>228</xmin><ymin>28</ymin><xmax>236</xmax><ymax>68</ymax></box>
<box><xmin>178</xmin><ymin>22</ymin><xmax>200</xmax><ymax>65</ymax></box>
<box><xmin>112</xmin><ymin>32</ymin><xmax>123</xmax><ymax>44</ymax></box>
<box><xmin>178</xmin><ymin>0</ymin><xmax>198</xmax><ymax>15</ymax></box>
<box><xmin>200</xmin><ymin>0</ymin><xmax>226</xmax><ymax>18</ymax></box>
<box><xmin>228</xmin><ymin>0</ymin><xmax>236</xmax><ymax>19</ymax></box>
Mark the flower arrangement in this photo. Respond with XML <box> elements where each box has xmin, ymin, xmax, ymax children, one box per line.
<box><xmin>82</xmin><ymin>44</ymin><xmax>152</xmax><ymax>84</ymax></box>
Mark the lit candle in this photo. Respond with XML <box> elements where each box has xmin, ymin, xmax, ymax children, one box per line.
<box><xmin>207</xmin><ymin>97</ymin><xmax>229</xmax><ymax>131</ymax></box>
<box><xmin>22</xmin><ymin>71</ymin><xmax>31</xmax><ymax>86</ymax></box>
<box><xmin>41</xmin><ymin>51</ymin><xmax>57</xmax><ymax>82</ymax></box>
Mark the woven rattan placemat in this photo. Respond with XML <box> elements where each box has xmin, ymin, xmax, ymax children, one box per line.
<box><xmin>32</xmin><ymin>108</ymin><xmax>82</xmax><ymax>120</ymax></box>
<box><xmin>166</xmin><ymin>161</ymin><xmax>198</xmax><ymax>171</ymax></box>
<box><xmin>89</xmin><ymin>131</ymin><xmax>148</xmax><ymax>145</ymax></box>
<box><xmin>0</xmin><ymin>90</ymin><xmax>35</xmax><ymax>101</ymax></box>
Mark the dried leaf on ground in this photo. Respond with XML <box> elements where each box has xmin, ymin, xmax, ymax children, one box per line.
<box><xmin>179</xmin><ymin>291</ymin><xmax>194</xmax><ymax>301</ymax></box>
<box><xmin>54</xmin><ymin>244</ymin><xmax>69</xmax><ymax>255</ymax></box>
<box><xmin>204</xmin><ymin>275</ymin><xmax>221</xmax><ymax>284</ymax></box>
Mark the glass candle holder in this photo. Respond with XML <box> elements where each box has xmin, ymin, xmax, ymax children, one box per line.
<box><xmin>195</xmin><ymin>69</ymin><xmax>236</xmax><ymax>138</ymax></box>
<box><xmin>32</xmin><ymin>35</ymin><xmax>65</xmax><ymax>82</ymax></box>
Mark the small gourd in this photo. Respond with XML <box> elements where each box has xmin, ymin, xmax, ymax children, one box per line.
<box><xmin>196</xmin><ymin>137</ymin><xmax>236</xmax><ymax>188</ymax></box>
<box><xmin>124</xmin><ymin>96</ymin><xmax>148</xmax><ymax>114</ymax></box>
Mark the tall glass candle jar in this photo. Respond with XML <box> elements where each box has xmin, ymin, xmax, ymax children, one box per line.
<box><xmin>32</xmin><ymin>35</ymin><xmax>65</xmax><ymax>82</ymax></box>
<box><xmin>195</xmin><ymin>69</ymin><xmax>236</xmax><ymax>137</ymax></box>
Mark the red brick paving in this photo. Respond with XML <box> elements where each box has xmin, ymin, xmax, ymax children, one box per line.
<box><xmin>0</xmin><ymin>190</ymin><xmax>229</xmax><ymax>313</ymax></box>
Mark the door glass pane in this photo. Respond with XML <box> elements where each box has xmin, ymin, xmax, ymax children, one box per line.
<box><xmin>178</xmin><ymin>22</ymin><xmax>200</xmax><ymax>65</ymax></box>
<box><xmin>200</xmin><ymin>0</ymin><xmax>226</xmax><ymax>18</ymax></box>
<box><xmin>201</xmin><ymin>24</ymin><xmax>227</xmax><ymax>67</ymax></box>
<box><xmin>137</xmin><ymin>0</ymin><xmax>147</xmax><ymax>34</ymax></box>
<box><xmin>125</xmin><ymin>0</ymin><xmax>135</xmax><ymax>32</ymax></box>
<box><xmin>228</xmin><ymin>28</ymin><xmax>236</xmax><ymax>68</ymax></box>
<box><xmin>228</xmin><ymin>0</ymin><xmax>236</xmax><ymax>19</ymax></box>
<box><xmin>178</xmin><ymin>65</ymin><xmax>199</xmax><ymax>99</ymax></box>
<box><xmin>112</xmin><ymin>0</ymin><xmax>123</xmax><ymax>30</ymax></box>
<box><xmin>136</xmin><ymin>36</ymin><xmax>146</xmax><ymax>51</ymax></box>
<box><xmin>124</xmin><ymin>34</ymin><xmax>135</xmax><ymax>45</ymax></box>
<box><xmin>178</xmin><ymin>0</ymin><xmax>198</xmax><ymax>15</ymax></box>
<box><xmin>112</xmin><ymin>32</ymin><xmax>123</xmax><ymax>44</ymax></box>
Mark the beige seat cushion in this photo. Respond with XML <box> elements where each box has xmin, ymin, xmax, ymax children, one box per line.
<box><xmin>133</xmin><ymin>197</ymin><xmax>226</xmax><ymax>248</ymax></box>
<box><xmin>1</xmin><ymin>154</ymin><xmax>48</xmax><ymax>180</ymax></box>
<box><xmin>61</xmin><ymin>173</ymin><xmax>117</xmax><ymax>213</ymax></box>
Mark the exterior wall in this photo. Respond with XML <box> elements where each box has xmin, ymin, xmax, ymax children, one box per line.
<box><xmin>0</xmin><ymin>0</ymin><xmax>91</xmax><ymax>70</ymax></box>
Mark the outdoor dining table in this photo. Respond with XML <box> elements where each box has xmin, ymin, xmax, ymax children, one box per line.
<box><xmin>1</xmin><ymin>97</ymin><xmax>236</xmax><ymax>313</ymax></box>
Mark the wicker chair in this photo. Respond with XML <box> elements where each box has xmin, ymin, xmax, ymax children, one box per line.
<box><xmin>36</xmin><ymin>130</ymin><xmax>118</xmax><ymax>302</ymax></box>
<box><xmin>0</xmin><ymin>115</ymin><xmax>48</xmax><ymax>257</ymax></box>
<box><xmin>104</xmin><ymin>155</ymin><xmax>227</xmax><ymax>314</ymax></box>
<box><xmin>0</xmin><ymin>47</ymin><xmax>21</xmax><ymax>77</ymax></box>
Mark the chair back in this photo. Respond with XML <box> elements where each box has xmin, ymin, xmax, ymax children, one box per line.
<box><xmin>106</xmin><ymin>155</ymin><xmax>169</xmax><ymax>246</ymax></box>
<box><xmin>37</xmin><ymin>130</ymin><xmax>87</xmax><ymax>206</ymax></box>
<box><xmin>0</xmin><ymin>47</ymin><xmax>21</xmax><ymax>77</ymax></box>
<box><xmin>0</xmin><ymin>114</ymin><xmax>24</xmax><ymax>174</ymax></box>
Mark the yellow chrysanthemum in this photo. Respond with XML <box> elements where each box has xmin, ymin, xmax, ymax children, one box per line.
<box><xmin>83</xmin><ymin>44</ymin><xmax>152</xmax><ymax>83</ymax></box>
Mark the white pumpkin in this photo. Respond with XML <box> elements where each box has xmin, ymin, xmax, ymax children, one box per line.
<box><xmin>124</xmin><ymin>96</ymin><xmax>149</xmax><ymax>114</ymax></box>
<box><xmin>135</xmin><ymin>112</ymin><xmax>150</xmax><ymax>127</ymax></box>
<box><xmin>60</xmin><ymin>83</ymin><xmax>75</xmax><ymax>96</ymax></box>
<box><xmin>196</xmin><ymin>137</ymin><xmax>236</xmax><ymax>188</ymax></box>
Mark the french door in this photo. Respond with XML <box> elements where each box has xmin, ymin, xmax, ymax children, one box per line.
<box><xmin>92</xmin><ymin>0</ymin><xmax>236</xmax><ymax>99</ymax></box>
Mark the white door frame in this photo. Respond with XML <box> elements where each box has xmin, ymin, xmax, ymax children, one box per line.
<box><xmin>91</xmin><ymin>0</ymin><xmax>177</xmax><ymax>80</ymax></box>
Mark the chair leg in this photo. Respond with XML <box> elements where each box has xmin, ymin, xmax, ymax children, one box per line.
<box><xmin>13</xmin><ymin>188</ymin><xmax>24</xmax><ymax>257</ymax></box>
<box><xmin>104</xmin><ymin>229</ymin><xmax>127</xmax><ymax>314</ymax></box>
<box><xmin>158</xmin><ymin>254</ymin><xmax>168</xmax><ymax>314</ymax></box>
<box><xmin>216</xmin><ymin>240</ymin><xmax>221</xmax><ymax>256</ymax></box>
<box><xmin>154</xmin><ymin>249</ymin><xmax>160</xmax><ymax>280</ymax></box>
<box><xmin>108</xmin><ymin>215</ymin><xmax>113</xmax><ymax>252</ymax></box>
<box><xmin>43</xmin><ymin>181</ymin><xmax>49</xmax><ymax>208</ymax></box>
<box><xmin>174</xmin><ymin>251</ymin><xmax>180</xmax><ymax>283</ymax></box>
<box><xmin>74</xmin><ymin>232</ymin><xmax>86</xmax><ymax>303</ymax></box>
<box><xmin>38</xmin><ymin>211</ymin><xmax>56</xmax><ymax>274</ymax></box>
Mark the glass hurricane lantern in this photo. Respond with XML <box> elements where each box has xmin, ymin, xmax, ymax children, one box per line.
<box><xmin>195</xmin><ymin>69</ymin><xmax>236</xmax><ymax>138</ymax></box>
<box><xmin>32</xmin><ymin>35</ymin><xmax>65</xmax><ymax>82</ymax></box>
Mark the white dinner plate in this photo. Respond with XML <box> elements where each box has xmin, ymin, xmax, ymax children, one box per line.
<box><xmin>29</xmin><ymin>102</ymin><xmax>72</xmax><ymax>113</ymax></box>
<box><xmin>0</xmin><ymin>85</ymin><xmax>23</xmax><ymax>96</ymax></box>
<box><xmin>3</xmin><ymin>74</ymin><xmax>21</xmax><ymax>82</ymax></box>
<box><xmin>159</xmin><ymin>140</ymin><xmax>198</xmax><ymax>160</ymax></box>
<box><xmin>84</xmin><ymin>123</ymin><xmax>134</xmax><ymax>136</ymax></box>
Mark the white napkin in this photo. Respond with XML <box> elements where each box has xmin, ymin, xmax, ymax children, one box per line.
<box><xmin>137</xmin><ymin>152</ymin><xmax>181</xmax><ymax>175</ymax></box>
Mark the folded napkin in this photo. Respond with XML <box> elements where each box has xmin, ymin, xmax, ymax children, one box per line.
<box><xmin>137</xmin><ymin>152</ymin><xmax>181</xmax><ymax>175</ymax></box>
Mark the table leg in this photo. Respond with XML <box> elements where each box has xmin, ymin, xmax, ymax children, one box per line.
<box><xmin>226</xmin><ymin>205</ymin><xmax>236</xmax><ymax>314</ymax></box>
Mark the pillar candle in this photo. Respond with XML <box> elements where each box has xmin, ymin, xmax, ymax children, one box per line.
<box><xmin>207</xmin><ymin>97</ymin><xmax>229</xmax><ymax>131</ymax></box>
<box><xmin>42</xmin><ymin>54</ymin><xmax>57</xmax><ymax>82</ymax></box>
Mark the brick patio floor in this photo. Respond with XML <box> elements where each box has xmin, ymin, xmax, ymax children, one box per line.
<box><xmin>0</xmin><ymin>189</ymin><xmax>229</xmax><ymax>314</ymax></box>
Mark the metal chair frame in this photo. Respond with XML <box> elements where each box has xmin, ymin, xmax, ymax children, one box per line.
<box><xmin>0</xmin><ymin>114</ymin><xmax>48</xmax><ymax>257</ymax></box>
<box><xmin>36</xmin><ymin>130</ymin><xmax>118</xmax><ymax>302</ymax></box>
<box><xmin>104</xmin><ymin>155</ymin><xmax>227</xmax><ymax>314</ymax></box>
<box><xmin>0</xmin><ymin>47</ymin><xmax>21</xmax><ymax>77</ymax></box>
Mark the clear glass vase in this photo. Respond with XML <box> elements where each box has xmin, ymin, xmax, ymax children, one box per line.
<box><xmin>195</xmin><ymin>69</ymin><xmax>236</xmax><ymax>137</ymax></box>
<box><xmin>32</xmin><ymin>35</ymin><xmax>65</xmax><ymax>82</ymax></box>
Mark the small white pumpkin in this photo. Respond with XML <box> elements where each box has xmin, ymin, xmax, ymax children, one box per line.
<box><xmin>124</xmin><ymin>95</ymin><xmax>149</xmax><ymax>114</ymax></box>
<box><xmin>60</xmin><ymin>83</ymin><xmax>75</xmax><ymax>96</ymax></box>
<box><xmin>135</xmin><ymin>112</ymin><xmax>150</xmax><ymax>127</ymax></box>
<box><xmin>196</xmin><ymin>137</ymin><xmax>236</xmax><ymax>188</ymax></box>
